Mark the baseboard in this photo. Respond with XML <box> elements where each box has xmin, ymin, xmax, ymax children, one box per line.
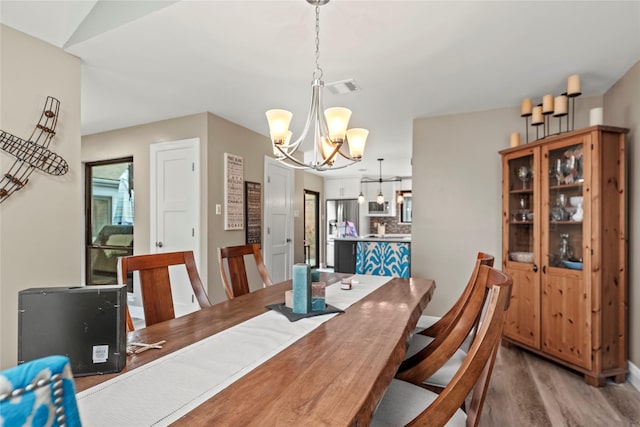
<box><xmin>629</xmin><ymin>361</ymin><xmax>640</xmax><ymax>392</ymax></box>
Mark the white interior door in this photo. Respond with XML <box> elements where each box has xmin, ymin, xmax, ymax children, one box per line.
<box><xmin>149</xmin><ymin>138</ymin><xmax>201</xmax><ymax>317</ymax></box>
<box><xmin>263</xmin><ymin>157</ymin><xmax>293</xmax><ymax>283</ymax></box>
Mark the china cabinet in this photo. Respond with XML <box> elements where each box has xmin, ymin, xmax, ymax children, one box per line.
<box><xmin>500</xmin><ymin>125</ymin><xmax>628</xmax><ymax>387</ymax></box>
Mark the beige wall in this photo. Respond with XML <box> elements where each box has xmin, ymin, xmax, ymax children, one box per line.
<box><xmin>603</xmin><ymin>60</ymin><xmax>640</xmax><ymax>366</ymax></box>
<box><xmin>82</xmin><ymin>113</ymin><xmax>209</xmax><ymax>305</ymax></box>
<box><xmin>0</xmin><ymin>25</ymin><xmax>82</xmax><ymax>369</ymax></box>
<box><xmin>82</xmin><ymin>112</ymin><xmax>276</xmax><ymax>304</ymax></box>
<box><xmin>205</xmin><ymin>113</ymin><xmax>274</xmax><ymax>303</ymax></box>
<box><xmin>83</xmin><ymin>111</ymin><xmax>318</xmax><ymax>305</ymax></box>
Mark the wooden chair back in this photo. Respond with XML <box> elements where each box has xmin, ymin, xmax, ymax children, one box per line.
<box><xmin>218</xmin><ymin>244</ymin><xmax>273</xmax><ymax>300</ymax></box>
<box><xmin>118</xmin><ymin>251</ymin><xmax>210</xmax><ymax>331</ymax></box>
<box><xmin>397</xmin><ymin>253</ymin><xmax>494</xmax><ymax>380</ymax></box>
<box><xmin>421</xmin><ymin>252</ymin><xmax>494</xmax><ymax>338</ymax></box>
<box><xmin>407</xmin><ymin>265</ymin><xmax>512</xmax><ymax>426</ymax></box>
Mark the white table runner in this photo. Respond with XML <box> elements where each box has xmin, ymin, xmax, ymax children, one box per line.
<box><xmin>76</xmin><ymin>275</ymin><xmax>390</xmax><ymax>426</ymax></box>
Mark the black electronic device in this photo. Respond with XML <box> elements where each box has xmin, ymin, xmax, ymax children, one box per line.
<box><xmin>18</xmin><ymin>285</ymin><xmax>127</xmax><ymax>376</ymax></box>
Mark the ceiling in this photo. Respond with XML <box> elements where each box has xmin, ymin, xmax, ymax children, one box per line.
<box><xmin>1</xmin><ymin>1</ymin><xmax>639</xmax><ymax>177</ymax></box>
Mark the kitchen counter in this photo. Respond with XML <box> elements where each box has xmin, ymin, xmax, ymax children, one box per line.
<box><xmin>334</xmin><ymin>234</ymin><xmax>411</xmax><ymax>242</ymax></box>
<box><xmin>333</xmin><ymin>235</ymin><xmax>411</xmax><ymax>277</ymax></box>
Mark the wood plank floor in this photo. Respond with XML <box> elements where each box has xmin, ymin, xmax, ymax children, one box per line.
<box><xmin>481</xmin><ymin>345</ymin><xmax>640</xmax><ymax>426</ymax></box>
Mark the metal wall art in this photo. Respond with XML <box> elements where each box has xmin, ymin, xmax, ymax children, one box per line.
<box><xmin>0</xmin><ymin>96</ymin><xmax>68</xmax><ymax>203</ymax></box>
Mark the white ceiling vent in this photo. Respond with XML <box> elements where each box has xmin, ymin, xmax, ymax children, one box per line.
<box><xmin>326</xmin><ymin>79</ymin><xmax>360</xmax><ymax>95</ymax></box>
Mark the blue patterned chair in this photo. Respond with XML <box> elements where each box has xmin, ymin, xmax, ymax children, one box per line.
<box><xmin>0</xmin><ymin>355</ymin><xmax>81</xmax><ymax>426</ymax></box>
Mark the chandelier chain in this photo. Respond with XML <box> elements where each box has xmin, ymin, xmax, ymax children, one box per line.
<box><xmin>313</xmin><ymin>4</ymin><xmax>323</xmax><ymax>80</ymax></box>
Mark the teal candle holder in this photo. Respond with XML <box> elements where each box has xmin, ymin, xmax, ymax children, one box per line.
<box><xmin>292</xmin><ymin>263</ymin><xmax>311</xmax><ymax>314</ymax></box>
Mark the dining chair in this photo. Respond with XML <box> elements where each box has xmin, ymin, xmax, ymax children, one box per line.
<box><xmin>398</xmin><ymin>253</ymin><xmax>496</xmax><ymax>391</ymax></box>
<box><xmin>372</xmin><ymin>265</ymin><xmax>512</xmax><ymax>427</ymax></box>
<box><xmin>218</xmin><ymin>243</ymin><xmax>273</xmax><ymax>300</ymax></box>
<box><xmin>118</xmin><ymin>250</ymin><xmax>211</xmax><ymax>331</ymax></box>
<box><xmin>0</xmin><ymin>355</ymin><xmax>82</xmax><ymax>427</ymax></box>
<box><xmin>415</xmin><ymin>252</ymin><xmax>495</xmax><ymax>339</ymax></box>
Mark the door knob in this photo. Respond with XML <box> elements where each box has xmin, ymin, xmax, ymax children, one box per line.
<box><xmin>156</xmin><ymin>241</ymin><xmax>163</xmax><ymax>248</ymax></box>
<box><xmin>286</xmin><ymin>238</ymin><xmax>292</xmax><ymax>243</ymax></box>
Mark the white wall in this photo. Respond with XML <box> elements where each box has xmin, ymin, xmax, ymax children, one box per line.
<box><xmin>0</xmin><ymin>25</ymin><xmax>82</xmax><ymax>369</ymax></box>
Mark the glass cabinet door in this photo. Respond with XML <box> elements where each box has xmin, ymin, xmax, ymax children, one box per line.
<box><xmin>507</xmin><ymin>154</ymin><xmax>534</xmax><ymax>264</ymax></box>
<box><xmin>545</xmin><ymin>143</ymin><xmax>584</xmax><ymax>270</ymax></box>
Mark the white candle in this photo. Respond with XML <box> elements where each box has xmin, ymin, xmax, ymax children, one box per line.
<box><xmin>521</xmin><ymin>98</ymin><xmax>532</xmax><ymax>116</ymax></box>
<box><xmin>285</xmin><ymin>290</ymin><xmax>293</xmax><ymax>308</ymax></box>
<box><xmin>542</xmin><ymin>94</ymin><xmax>554</xmax><ymax>113</ymax></box>
<box><xmin>568</xmin><ymin>74</ymin><xmax>581</xmax><ymax>95</ymax></box>
<box><xmin>590</xmin><ymin>107</ymin><xmax>603</xmax><ymax>126</ymax></box>
<box><xmin>554</xmin><ymin>95</ymin><xmax>567</xmax><ymax>116</ymax></box>
<box><xmin>532</xmin><ymin>106</ymin><xmax>544</xmax><ymax>124</ymax></box>
<box><xmin>510</xmin><ymin>132</ymin><xmax>521</xmax><ymax>147</ymax></box>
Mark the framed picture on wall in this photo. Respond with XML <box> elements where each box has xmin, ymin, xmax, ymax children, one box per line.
<box><xmin>245</xmin><ymin>181</ymin><xmax>261</xmax><ymax>246</ymax></box>
<box><xmin>224</xmin><ymin>153</ymin><xmax>244</xmax><ymax>230</ymax></box>
<box><xmin>244</xmin><ymin>181</ymin><xmax>262</xmax><ymax>245</ymax></box>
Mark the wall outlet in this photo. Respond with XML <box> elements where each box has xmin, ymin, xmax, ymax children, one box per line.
<box><xmin>216</xmin><ymin>204</ymin><xmax>221</xmax><ymax>215</ymax></box>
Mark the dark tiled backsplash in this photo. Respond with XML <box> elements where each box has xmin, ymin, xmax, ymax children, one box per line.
<box><xmin>367</xmin><ymin>215</ymin><xmax>411</xmax><ymax>234</ymax></box>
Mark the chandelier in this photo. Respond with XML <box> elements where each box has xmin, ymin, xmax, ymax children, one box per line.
<box><xmin>265</xmin><ymin>0</ymin><xmax>369</xmax><ymax>171</ymax></box>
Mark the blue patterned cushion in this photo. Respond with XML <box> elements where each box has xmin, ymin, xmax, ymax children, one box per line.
<box><xmin>0</xmin><ymin>355</ymin><xmax>81</xmax><ymax>426</ymax></box>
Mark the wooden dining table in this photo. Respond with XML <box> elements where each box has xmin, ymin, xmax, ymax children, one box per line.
<box><xmin>75</xmin><ymin>273</ymin><xmax>435</xmax><ymax>426</ymax></box>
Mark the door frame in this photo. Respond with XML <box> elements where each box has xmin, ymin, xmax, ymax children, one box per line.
<box><xmin>84</xmin><ymin>156</ymin><xmax>134</xmax><ymax>287</ymax></box>
<box><xmin>303</xmin><ymin>189</ymin><xmax>320</xmax><ymax>268</ymax></box>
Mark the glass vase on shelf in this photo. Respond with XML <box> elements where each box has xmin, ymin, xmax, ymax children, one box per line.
<box><xmin>553</xmin><ymin>158</ymin><xmax>565</xmax><ymax>186</ymax></box>
<box><xmin>558</xmin><ymin>233</ymin><xmax>574</xmax><ymax>262</ymax></box>
<box><xmin>516</xmin><ymin>166</ymin><xmax>531</xmax><ymax>190</ymax></box>
<box><xmin>518</xmin><ymin>196</ymin><xmax>528</xmax><ymax>221</ymax></box>
<box><xmin>550</xmin><ymin>194</ymin><xmax>567</xmax><ymax>221</ymax></box>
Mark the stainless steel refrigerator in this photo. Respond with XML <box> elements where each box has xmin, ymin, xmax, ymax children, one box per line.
<box><xmin>326</xmin><ymin>199</ymin><xmax>359</xmax><ymax>268</ymax></box>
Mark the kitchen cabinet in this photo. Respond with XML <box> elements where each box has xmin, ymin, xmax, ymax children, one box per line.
<box><xmin>500</xmin><ymin>125</ymin><xmax>628</xmax><ymax>387</ymax></box>
<box><xmin>334</xmin><ymin>239</ymin><xmax>357</xmax><ymax>273</ymax></box>
<box><xmin>400</xmin><ymin>178</ymin><xmax>412</xmax><ymax>191</ymax></box>
<box><xmin>324</xmin><ymin>177</ymin><xmax>360</xmax><ymax>199</ymax></box>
